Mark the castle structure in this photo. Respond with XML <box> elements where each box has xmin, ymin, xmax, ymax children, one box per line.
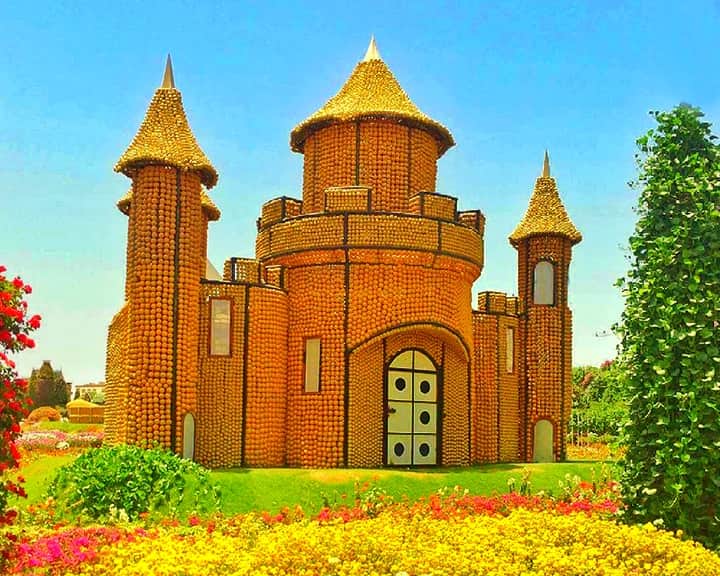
<box><xmin>104</xmin><ymin>40</ymin><xmax>581</xmax><ymax>468</ymax></box>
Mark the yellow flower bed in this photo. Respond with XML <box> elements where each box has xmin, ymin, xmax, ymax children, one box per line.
<box><xmin>61</xmin><ymin>510</ymin><xmax>720</xmax><ymax>576</ymax></box>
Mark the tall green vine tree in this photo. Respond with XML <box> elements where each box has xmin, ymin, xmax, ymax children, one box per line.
<box><xmin>618</xmin><ymin>105</ymin><xmax>720</xmax><ymax>549</ymax></box>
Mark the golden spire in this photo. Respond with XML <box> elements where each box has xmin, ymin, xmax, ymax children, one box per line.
<box><xmin>290</xmin><ymin>39</ymin><xmax>454</xmax><ymax>157</ymax></box>
<box><xmin>115</xmin><ymin>57</ymin><xmax>218</xmax><ymax>188</ymax></box>
<box><xmin>509</xmin><ymin>153</ymin><xmax>581</xmax><ymax>247</ymax></box>
<box><xmin>363</xmin><ymin>35</ymin><xmax>381</xmax><ymax>62</ymax></box>
<box><xmin>161</xmin><ymin>54</ymin><xmax>175</xmax><ymax>88</ymax></box>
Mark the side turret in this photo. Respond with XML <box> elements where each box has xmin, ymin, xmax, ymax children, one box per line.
<box><xmin>511</xmin><ymin>152</ymin><xmax>581</xmax><ymax>462</ymax></box>
<box><xmin>106</xmin><ymin>56</ymin><xmax>218</xmax><ymax>456</ymax></box>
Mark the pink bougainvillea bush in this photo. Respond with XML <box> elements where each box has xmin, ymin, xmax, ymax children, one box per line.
<box><xmin>0</xmin><ymin>265</ymin><xmax>40</xmax><ymax>568</ymax></box>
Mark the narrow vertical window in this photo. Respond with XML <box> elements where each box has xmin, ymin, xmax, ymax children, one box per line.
<box><xmin>304</xmin><ymin>338</ymin><xmax>321</xmax><ymax>392</ymax></box>
<box><xmin>506</xmin><ymin>326</ymin><xmax>515</xmax><ymax>373</ymax></box>
<box><xmin>533</xmin><ymin>261</ymin><xmax>555</xmax><ymax>305</ymax></box>
<box><xmin>182</xmin><ymin>413</ymin><xmax>195</xmax><ymax>460</ymax></box>
<box><xmin>210</xmin><ymin>298</ymin><xmax>232</xmax><ymax>356</ymax></box>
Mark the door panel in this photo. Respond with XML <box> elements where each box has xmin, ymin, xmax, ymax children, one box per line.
<box><xmin>413</xmin><ymin>373</ymin><xmax>437</xmax><ymax>402</ymax></box>
<box><xmin>413</xmin><ymin>404</ymin><xmax>436</xmax><ymax>434</ymax></box>
<box><xmin>387</xmin><ymin>434</ymin><xmax>412</xmax><ymax>465</ymax></box>
<box><xmin>387</xmin><ymin>401</ymin><xmax>412</xmax><ymax>434</ymax></box>
<box><xmin>413</xmin><ymin>434</ymin><xmax>436</xmax><ymax>465</ymax></box>
<box><xmin>385</xmin><ymin>349</ymin><xmax>439</xmax><ymax>466</ymax></box>
<box><xmin>387</xmin><ymin>370</ymin><xmax>413</xmax><ymax>401</ymax></box>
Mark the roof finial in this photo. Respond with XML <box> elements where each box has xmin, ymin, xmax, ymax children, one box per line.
<box><xmin>161</xmin><ymin>54</ymin><xmax>175</xmax><ymax>88</ymax></box>
<box><xmin>363</xmin><ymin>35</ymin><xmax>382</xmax><ymax>62</ymax></box>
<box><xmin>542</xmin><ymin>149</ymin><xmax>551</xmax><ymax>178</ymax></box>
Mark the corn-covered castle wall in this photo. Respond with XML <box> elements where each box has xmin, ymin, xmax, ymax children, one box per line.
<box><xmin>301</xmin><ymin>122</ymin><xmax>439</xmax><ymax>213</ymax></box>
<box><xmin>105</xmin><ymin>45</ymin><xmax>580</xmax><ymax>469</ymax></box>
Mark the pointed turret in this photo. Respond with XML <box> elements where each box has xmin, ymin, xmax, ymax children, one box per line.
<box><xmin>115</xmin><ymin>57</ymin><xmax>218</xmax><ymax>188</ymax></box>
<box><xmin>509</xmin><ymin>152</ymin><xmax>581</xmax><ymax>246</ymax></box>
<box><xmin>290</xmin><ymin>37</ymin><xmax>454</xmax><ymax>156</ymax></box>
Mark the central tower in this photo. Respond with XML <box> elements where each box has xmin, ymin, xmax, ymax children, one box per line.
<box><xmin>254</xmin><ymin>38</ymin><xmax>484</xmax><ymax>467</ymax></box>
<box><xmin>290</xmin><ymin>38</ymin><xmax>454</xmax><ymax>213</ymax></box>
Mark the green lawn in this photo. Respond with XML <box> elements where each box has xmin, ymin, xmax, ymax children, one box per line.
<box><xmin>209</xmin><ymin>461</ymin><xmax>614</xmax><ymax>515</ymax></box>
<box><xmin>15</xmin><ymin>451</ymin><xmax>614</xmax><ymax>516</ymax></box>
<box><xmin>31</xmin><ymin>421</ymin><xmax>102</xmax><ymax>433</ymax></box>
<box><xmin>15</xmin><ymin>453</ymin><xmax>78</xmax><ymax>505</ymax></box>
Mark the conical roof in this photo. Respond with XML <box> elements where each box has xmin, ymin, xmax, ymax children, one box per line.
<box><xmin>510</xmin><ymin>152</ymin><xmax>582</xmax><ymax>246</ymax></box>
<box><xmin>115</xmin><ymin>56</ymin><xmax>218</xmax><ymax>188</ymax></box>
<box><xmin>117</xmin><ymin>188</ymin><xmax>132</xmax><ymax>215</ymax></box>
<box><xmin>290</xmin><ymin>38</ymin><xmax>454</xmax><ymax>157</ymax></box>
<box><xmin>199</xmin><ymin>189</ymin><xmax>221</xmax><ymax>220</ymax></box>
<box><xmin>116</xmin><ymin>187</ymin><xmax>221</xmax><ymax>221</ymax></box>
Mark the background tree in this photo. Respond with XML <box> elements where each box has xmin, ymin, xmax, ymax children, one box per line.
<box><xmin>571</xmin><ymin>360</ymin><xmax>627</xmax><ymax>439</ymax></box>
<box><xmin>28</xmin><ymin>360</ymin><xmax>69</xmax><ymax>407</ymax></box>
<box><xmin>617</xmin><ymin>105</ymin><xmax>720</xmax><ymax>549</ymax></box>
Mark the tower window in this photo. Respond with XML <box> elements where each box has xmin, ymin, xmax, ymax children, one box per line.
<box><xmin>209</xmin><ymin>298</ymin><xmax>232</xmax><ymax>356</ymax></box>
<box><xmin>506</xmin><ymin>327</ymin><xmax>515</xmax><ymax>373</ymax></box>
<box><xmin>304</xmin><ymin>337</ymin><xmax>321</xmax><ymax>393</ymax></box>
<box><xmin>533</xmin><ymin>261</ymin><xmax>555</xmax><ymax>305</ymax></box>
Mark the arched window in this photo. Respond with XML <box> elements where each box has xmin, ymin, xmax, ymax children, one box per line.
<box><xmin>533</xmin><ymin>261</ymin><xmax>555</xmax><ymax>305</ymax></box>
<box><xmin>182</xmin><ymin>413</ymin><xmax>195</xmax><ymax>460</ymax></box>
<box><xmin>533</xmin><ymin>419</ymin><xmax>554</xmax><ymax>462</ymax></box>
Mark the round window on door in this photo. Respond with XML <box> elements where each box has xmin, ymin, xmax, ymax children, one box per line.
<box><xmin>386</xmin><ymin>349</ymin><xmax>439</xmax><ymax>466</ymax></box>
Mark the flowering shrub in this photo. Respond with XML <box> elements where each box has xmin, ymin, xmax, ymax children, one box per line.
<box><xmin>8</xmin><ymin>526</ymin><xmax>151</xmax><ymax>573</ymax></box>
<box><xmin>17</xmin><ymin>430</ymin><xmax>104</xmax><ymax>452</ymax></box>
<box><xmin>0</xmin><ymin>265</ymin><xmax>39</xmax><ymax>568</ymax></box>
<box><xmin>25</xmin><ymin>407</ymin><xmax>61</xmax><ymax>424</ymax></box>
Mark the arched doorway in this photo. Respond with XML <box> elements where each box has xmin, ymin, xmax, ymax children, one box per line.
<box><xmin>533</xmin><ymin>419</ymin><xmax>554</xmax><ymax>462</ymax></box>
<box><xmin>385</xmin><ymin>349</ymin><xmax>439</xmax><ymax>466</ymax></box>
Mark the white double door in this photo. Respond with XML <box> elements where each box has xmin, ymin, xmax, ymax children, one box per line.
<box><xmin>385</xmin><ymin>349</ymin><xmax>439</xmax><ymax>466</ymax></box>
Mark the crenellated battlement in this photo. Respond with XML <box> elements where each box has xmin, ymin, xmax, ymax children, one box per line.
<box><xmin>222</xmin><ymin>257</ymin><xmax>286</xmax><ymax>290</ymax></box>
<box><xmin>476</xmin><ymin>291</ymin><xmax>525</xmax><ymax>316</ymax></box>
<box><xmin>257</xmin><ymin>189</ymin><xmax>484</xmax><ymax>233</ymax></box>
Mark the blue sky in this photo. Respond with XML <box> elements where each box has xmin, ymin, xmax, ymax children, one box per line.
<box><xmin>2</xmin><ymin>1</ymin><xmax>719</xmax><ymax>384</ymax></box>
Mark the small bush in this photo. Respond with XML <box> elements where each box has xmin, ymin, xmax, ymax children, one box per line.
<box><xmin>26</xmin><ymin>406</ymin><xmax>61</xmax><ymax>423</ymax></box>
<box><xmin>47</xmin><ymin>445</ymin><xmax>221</xmax><ymax>521</ymax></box>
